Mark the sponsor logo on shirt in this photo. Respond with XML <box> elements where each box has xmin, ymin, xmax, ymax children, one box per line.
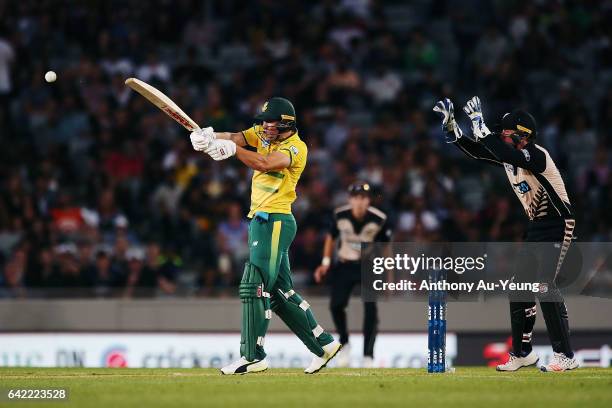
<box><xmin>513</xmin><ymin>180</ymin><xmax>531</xmax><ymax>194</ymax></box>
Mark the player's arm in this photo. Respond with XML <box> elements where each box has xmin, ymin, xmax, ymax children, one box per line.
<box><xmin>235</xmin><ymin>147</ymin><xmax>290</xmax><ymax>172</ymax></box>
<box><xmin>374</xmin><ymin>219</ymin><xmax>393</xmax><ymax>243</ymax></box>
<box><xmin>196</xmin><ymin>135</ymin><xmax>291</xmax><ymax>169</ymax></box>
<box><xmin>480</xmin><ymin>136</ymin><xmax>545</xmax><ymax>172</ymax></box>
<box><xmin>314</xmin><ymin>213</ymin><xmax>340</xmax><ymax>284</ymax></box>
<box><xmin>314</xmin><ymin>234</ymin><xmax>335</xmax><ymax>284</ymax></box>
<box><xmin>215</xmin><ymin>132</ymin><xmax>248</xmax><ymax>147</ymax></box>
<box><xmin>455</xmin><ymin>137</ymin><xmax>503</xmax><ymax>166</ymax></box>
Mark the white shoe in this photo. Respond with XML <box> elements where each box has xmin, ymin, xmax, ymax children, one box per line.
<box><xmin>304</xmin><ymin>340</ymin><xmax>342</xmax><ymax>374</ymax></box>
<box><xmin>540</xmin><ymin>352</ymin><xmax>579</xmax><ymax>372</ymax></box>
<box><xmin>336</xmin><ymin>343</ymin><xmax>351</xmax><ymax>368</ymax></box>
<box><xmin>220</xmin><ymin>357</ymin><xmax>268</xmax><ymax>375</ymax></box>
<box><xmin>362</xmin><ymin>356</ymin><xmax>374</xmax><ymax>368</ymax></box>
<box><xmin>496</xmin><ymin>351</ymin><xmax>539</xmax><ymax>371</ymax></box>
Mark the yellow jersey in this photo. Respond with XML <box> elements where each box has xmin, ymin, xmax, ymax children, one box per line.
<box><xmin>241</xmin><ymin>125</ymin><xmax>307</xmax><ymax>218</ymax></box>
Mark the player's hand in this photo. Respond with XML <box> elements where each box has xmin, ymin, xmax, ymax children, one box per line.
<box><xmin>433</xmin><ymin>98</ymin><xmax>463</xmax><ymax>143</ymax></box>
<box><xmin>463</xmin><ymin>96</ymin><xmax>491</xmax><ymax>140</ymax></box>
<box><xmin>204</xmin><ymin>139</ymin><xmax>236</xmax><ymax>161</ymax></box>
<box><xmin>190</xmin><ymin>127</ymin><xmax>215</xmax><ymax>151</ymax></box>
<box><xmin>314</xmin><ymin>264</ymin><xmax>330</xmax><ymax>284</ymax></box>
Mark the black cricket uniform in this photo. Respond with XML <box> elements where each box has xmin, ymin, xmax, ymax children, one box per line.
<box><xmin>328</xmin><ymin>205</ymin><xmax>392</xmax><ymax>357</ymax></box>
<box><xmin>455</xmin><ymin>134</ymin><xmax>575</xmax><ymax>357</ymax></box>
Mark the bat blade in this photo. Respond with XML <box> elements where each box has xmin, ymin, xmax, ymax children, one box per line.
<box><xmin>125</xmin><ymin>78</ymin><xmax>200</xmax><ymax>132</ymax></box>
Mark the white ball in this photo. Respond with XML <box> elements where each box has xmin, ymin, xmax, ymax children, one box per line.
<box><xmin>45</xmin><ymin>71</ymin><xmax>57</xmax><ymax>83</ymax></box>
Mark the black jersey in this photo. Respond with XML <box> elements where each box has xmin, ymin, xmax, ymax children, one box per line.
<box><xmin>454</xmin><ymin>135</ymin><xmax>573</xmax><ymax>221</ymax></box>
<box><xmin>330</xmin><ymin>205</ymin><xmax>392</xmax><ymax>261</ymax></box>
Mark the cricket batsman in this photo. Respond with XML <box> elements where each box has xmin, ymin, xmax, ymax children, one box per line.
<box><xmin>433</xmin><ymin>97</ymin><xmax>578</xmax><ymax>372</ymax></box>
<box><xmin>189</xmin><ymin>97</ymin><xmax>341</xmax><ymax>375</ymax></box>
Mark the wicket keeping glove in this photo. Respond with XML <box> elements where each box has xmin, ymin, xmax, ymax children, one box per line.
<box><xmin>190</xmin><ymin>127</ymin><xmax>215</xmax><ymax>151</ymax></box>
<box><xmin>433</xmin><ymin>98</ymin><xmax>464</xmax><ymax>143</ymax></box>
<box><xmin>463</xmin><ymin>96</ymin><xmax>491</xmax><ymax>140</ymax></box>
<box><xmin>204</xmin><ymin>139</ymin><xmax>236</xmax><ymax>161</ymax></box>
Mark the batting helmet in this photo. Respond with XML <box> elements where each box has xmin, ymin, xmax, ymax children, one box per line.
<box><xmin>255</xmin><ymin>97</ymin><xmax>297</xmax><ymax>133</ymax></box>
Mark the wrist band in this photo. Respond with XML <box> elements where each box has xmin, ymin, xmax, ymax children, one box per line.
<box><xmin>322</xmin><ymin>257</ymin><xmax>331</xmax><ymax>266</ymax></box>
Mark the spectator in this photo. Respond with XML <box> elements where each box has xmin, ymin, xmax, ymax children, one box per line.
<box><xmin>216</xmin><ymin>202</ymin><xmax>249</xmax><ymax>283</ymax></box>
<box><xmin>324</xmin><ymin>108</ymin><xmax>351</xmax><ymax>154</ymax></box>
<box><xmin>136</xmin><ymin>52</ymin><xmax>171</xmax><ymax>83</ymax></box>
<box><xmin>404</xmin><ymin>29</ymin><xmax>439</xmax><ymax>74</ymax></box>
<box><xmin>473</xmin><ymin>25</ymin><xmax>509</xmax><ymax>76</ymax></box>
<box><xmin>563</xmin><ymin>113</ymin><xmax>598</xmax><ymax>185</ymax></box>
<box><xmin>326</xmin><ymin>58</ymin><xmax>362</xmax><ymax>105</ymax></box>
<box><xmin>47</xmin><ymin>243</ymin><xmax>88</xmax><ymax>296</ymax></box>
<box><xmin>396</xmin><ymin>197</ymin><xmax>440</xmax><ymax>242</ymax></box>
<box><xmin>124</xmin><ymin>247</ymin><xmax>157</xmax><ymax>298</ymax></box>
<box><xmin>83</xmin><ymin>248</ymin><xmax>125</xmax><ymax>297</ymax></box>
<box><xmin>364</xmin><ymin>64</ymin><xmax>403</xmax><ymax>106</ymax></box>
<box><xmin>0</xmin><ymin>245</ymin><xmax>27</xmax><ymax>298</ymax></box>
<box><xmin>291</xmin><ymin>226</ymin><xmax>321</xmax><ymax>286</ymax></box>
<box><xmin>0</xmin><ymin>1</ymin><xmax>609</xmax><ymax>297</ymax></box>
<box><xmin>0</xmin><ymin>26</ymin><xmax>14</xmax><ymax>129</ymax></box>
<box><xmin>25</xmin><ymin>247</ymin><xmax>54</xmax><ymax>289</ymax></box>
<box><xmin>158</xmin><ymin>245</ymin><xmax>180</xmax><ymax>296</ymax></box>
<box><xmin>264</xmin><ymin>27</ymin><xmax>291</xmax><ymax>61</ymax></box>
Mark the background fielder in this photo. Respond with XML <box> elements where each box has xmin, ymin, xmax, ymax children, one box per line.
<box><xmin>315</xmin><ymin>182</ymin><xmax>392</xmax><ymax>368</ymax></box>
<box><xmin>190</xmin><ymin>97</ymin><xmax>341</xmax><ymax>375</ymax></box>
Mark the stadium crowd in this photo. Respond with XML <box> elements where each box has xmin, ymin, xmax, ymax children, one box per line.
<box><xmin>1</xmin><ymin>0</ymin><xmax>612</xmax><ymax>297</ymax></box>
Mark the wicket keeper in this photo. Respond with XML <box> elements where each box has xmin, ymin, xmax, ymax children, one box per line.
<box><xmin>189</xmin><ymin>97</ymin><xmax>341</xmax><ymax>375</ymax></box>
<box><xmin>434</xmin><ymin>97</ymin><xmax>578</xmax><ymax>372</ymax></box>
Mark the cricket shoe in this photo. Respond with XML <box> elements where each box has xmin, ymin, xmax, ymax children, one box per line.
<box><xmin>220</xmin><ymin>357</ymin><xmax>268</xmax><ymax>375</ymax></box>
<box><xmin>304</xmin><ymin>340</ymin><xmax>342</xmax><ymax>374</ymax></box>
<box><xmin>336</xmin><ymin>343</ymin><xmax>351</xmax><ymax>368</ymax></box>
<box><xmin>540</xmin><ymin>352</ymin><xmax>579</xmax><ymax>372</ymax></box>
<box><xmin>496</xmin><ymin>351</ymin><xmax>539</xmax><ymax>371</ymax></box>
<box><xmin>362</xmin><ymin>356</ymin><xmax>374</xmax><ymax>368</ymax></box>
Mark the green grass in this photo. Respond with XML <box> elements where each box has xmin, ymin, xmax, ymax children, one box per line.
<box><xmin>0</xmin><ymin>367</ymin><xmax>611</xmax><ymax>408</ymax></box>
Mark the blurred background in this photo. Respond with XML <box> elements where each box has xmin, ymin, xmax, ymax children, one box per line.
<box><xmin>0</xmin><ymin>0</ymin><xmax>611</xmax><ymax>368</ymax></box>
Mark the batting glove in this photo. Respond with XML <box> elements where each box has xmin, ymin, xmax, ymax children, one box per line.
<box><xmin>190</xmin><ymin>127</ymin><xmax>215</xmax><ymax>151</ymax></box>
<box><xmin>204</xmin><ymin>139</ymin><xmax>236</xmax><ymax>161</ymax></box>
<box><xmin>433</xmin><ymin>98</ymin><xmax>464</xmax><ymax>143</ymax></box>
<box><xmin>463</xmin><ymin>96</ymin><xmax>491</xmax><ymax>140</ymax></box>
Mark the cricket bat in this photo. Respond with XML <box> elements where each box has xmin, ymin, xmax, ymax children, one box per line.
<box><xmin>125</xmin><ymin>78</ymin><xmax>200</xmax><ymax>132</ymax></box>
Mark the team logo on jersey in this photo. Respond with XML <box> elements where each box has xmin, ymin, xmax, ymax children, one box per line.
<box><xmin>521</xmin><ymin>149</ymin><xmax>531</xmax><ymax>161</ymax></box>
<box><xmin>289</xmin><ymin>145</ymin><xmax>299</xmax><ymax>155</ymax></box>
<box><xmin>513</xmin><ymin>181</ymin><xmax>531</xmax><ymax>194</ymax></box>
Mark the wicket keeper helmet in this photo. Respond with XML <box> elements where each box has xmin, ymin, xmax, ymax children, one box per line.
<box><xmin>501</xmin><ymin>109</ymin><xmax>537</xmax><ymax>143</ymax></box>
<box><xmin>255</xmin><ymin>97</ymin><xmax>297</xmax><ymax>133</ymax></box>
<box><xmin>348</xmin><ymin>181</ymin><xmax>372</xmax><ymax>196</ymax></box>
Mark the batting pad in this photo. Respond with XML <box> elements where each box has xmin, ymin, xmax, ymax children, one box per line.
<box><xmin>271</xmin><ymin>289</ymin><xmax>333</xmax><ymax>357</ymax></box>
<box><xmin>239</xmin><ymin>262</ymin><xmax>271</xmax><ymax>361</ymax></box>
